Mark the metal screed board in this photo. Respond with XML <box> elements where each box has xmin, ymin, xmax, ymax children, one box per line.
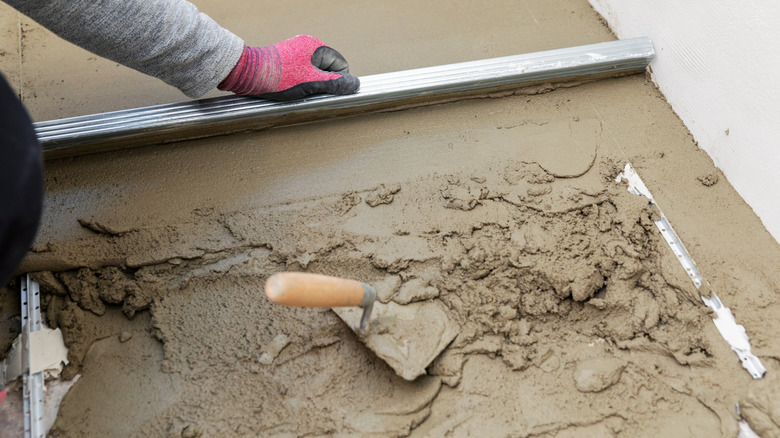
<box><xmin>35</xmin><ymin>37</ymin><xmax>654</xmax><ymax>158</ymax></box>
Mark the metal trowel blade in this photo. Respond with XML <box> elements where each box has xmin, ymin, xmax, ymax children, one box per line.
<box><xmin>333</xmin><ymin>300</ymin><xmax>458</xmax><ymax>381</ymax></box>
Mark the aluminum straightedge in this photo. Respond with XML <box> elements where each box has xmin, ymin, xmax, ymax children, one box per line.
<box><xmin>36</xmin><ymin>37</ymin><xmax>654</xmax><ymax>158</ymax></box>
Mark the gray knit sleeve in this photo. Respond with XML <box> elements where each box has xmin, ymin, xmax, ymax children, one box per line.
<box><xmin>5</xmin><ymin>0</ymin><xmax>245</xmax><ymax>98</ymax></box>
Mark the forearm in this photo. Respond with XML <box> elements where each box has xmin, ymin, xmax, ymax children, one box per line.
<box><xmin>6</xmin><ymin>0</ymin><xmax>244</xmax><ymax>98</ymax></box>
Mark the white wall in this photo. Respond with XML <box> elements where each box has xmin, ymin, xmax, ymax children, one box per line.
<box><xmin>589</xmin><ymin>0</ymin><xmax>780</xmax><ymax>244</ymax></box>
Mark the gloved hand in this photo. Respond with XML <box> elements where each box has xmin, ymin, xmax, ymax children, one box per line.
<box><xmin>218</xmin><ymin>35</ymin><xmax>360</xmax><ymax>101</ymax></box>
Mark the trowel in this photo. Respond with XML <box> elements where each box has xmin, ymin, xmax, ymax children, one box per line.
<box><xmin>265</xmin><ymin>272</ymin><xmax>457</xmax><ymax>380</ymax></box>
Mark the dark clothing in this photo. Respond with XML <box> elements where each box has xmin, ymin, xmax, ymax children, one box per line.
<box><xmin>0</xmin><ymin>74</ymin><xmax>43</xmax><ymax>288</ymax></box>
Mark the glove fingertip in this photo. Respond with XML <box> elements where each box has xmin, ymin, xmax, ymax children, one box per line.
<box><xmin>311</xmin><ymin>46</ymin><xmax>351</xmax><ymax>74</ymax></box>
<box><xmin>337</xmin><ymin>73</ymin><xmax>361</xmax><ymax>95</ymax></box>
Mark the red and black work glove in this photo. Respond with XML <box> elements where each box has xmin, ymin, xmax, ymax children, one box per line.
<box><xmin>218</xmin><ymin>35</ymin><xmax>360</xmax><ymax>101</ymax></box>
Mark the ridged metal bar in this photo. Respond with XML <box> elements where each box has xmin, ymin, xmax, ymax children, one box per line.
<box><xmin>36</xmin><ymin>37</ymin><xmax>654</xmax><ymax>158</ymax></box>
<box><xmin>21</xmin><ymin>275</ymin><xmax>45</xmax><ymax>438</ymax></box>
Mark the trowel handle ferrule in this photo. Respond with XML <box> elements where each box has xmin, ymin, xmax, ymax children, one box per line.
<box><xmin>265</xmin><ymin>272</ymin><xmax>376</xmax><ymax>308</ymax></box>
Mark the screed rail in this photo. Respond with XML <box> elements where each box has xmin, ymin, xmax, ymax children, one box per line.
<box><xmin>21</xmin><ymin>276</ymin><xmax>45</xmax><ymax>438</ymax></box>
<box><xmin>35</xmin><ymin>37</ymin><xmax>654</xmax><ymax>158</ymax></box>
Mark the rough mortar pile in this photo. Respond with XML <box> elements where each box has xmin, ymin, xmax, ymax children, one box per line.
<box><xmin>12</xmin><ymin>154</ymin><xmax>774</xmax><ymax>437</ymax></box>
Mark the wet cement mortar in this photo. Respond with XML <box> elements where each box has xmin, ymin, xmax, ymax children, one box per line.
<box><xmin>2</xmin><ymin>1</ymin><xmax>779</xmax><ymax>435</ymax></box>
<box><xmin>12</xmin><ymin>122</ymin><xmax>779</xmax><ymax>436</ymax></box>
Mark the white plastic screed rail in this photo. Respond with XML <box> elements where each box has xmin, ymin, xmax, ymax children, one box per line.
<box><xmin>34</xmin><ymin>37</ymin><xmax>654</xmax><ymax>158</ymax></box>
<box><xmin>616</xmin><ymin>163</ymin><xmax>766</xmax><ymax>379</ymax></box>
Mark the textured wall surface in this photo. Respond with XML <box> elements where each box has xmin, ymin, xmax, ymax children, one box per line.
<box><xmin>590</xmin><ymin>0</ymin><xmax>780</xmax><ymax>243</ymax></box>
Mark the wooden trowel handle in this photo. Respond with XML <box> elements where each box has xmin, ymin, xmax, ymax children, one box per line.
<box><xmin>265</xmin><ymin>272</ymin><xmax>371</xmax><ymax>308</ymax></box>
